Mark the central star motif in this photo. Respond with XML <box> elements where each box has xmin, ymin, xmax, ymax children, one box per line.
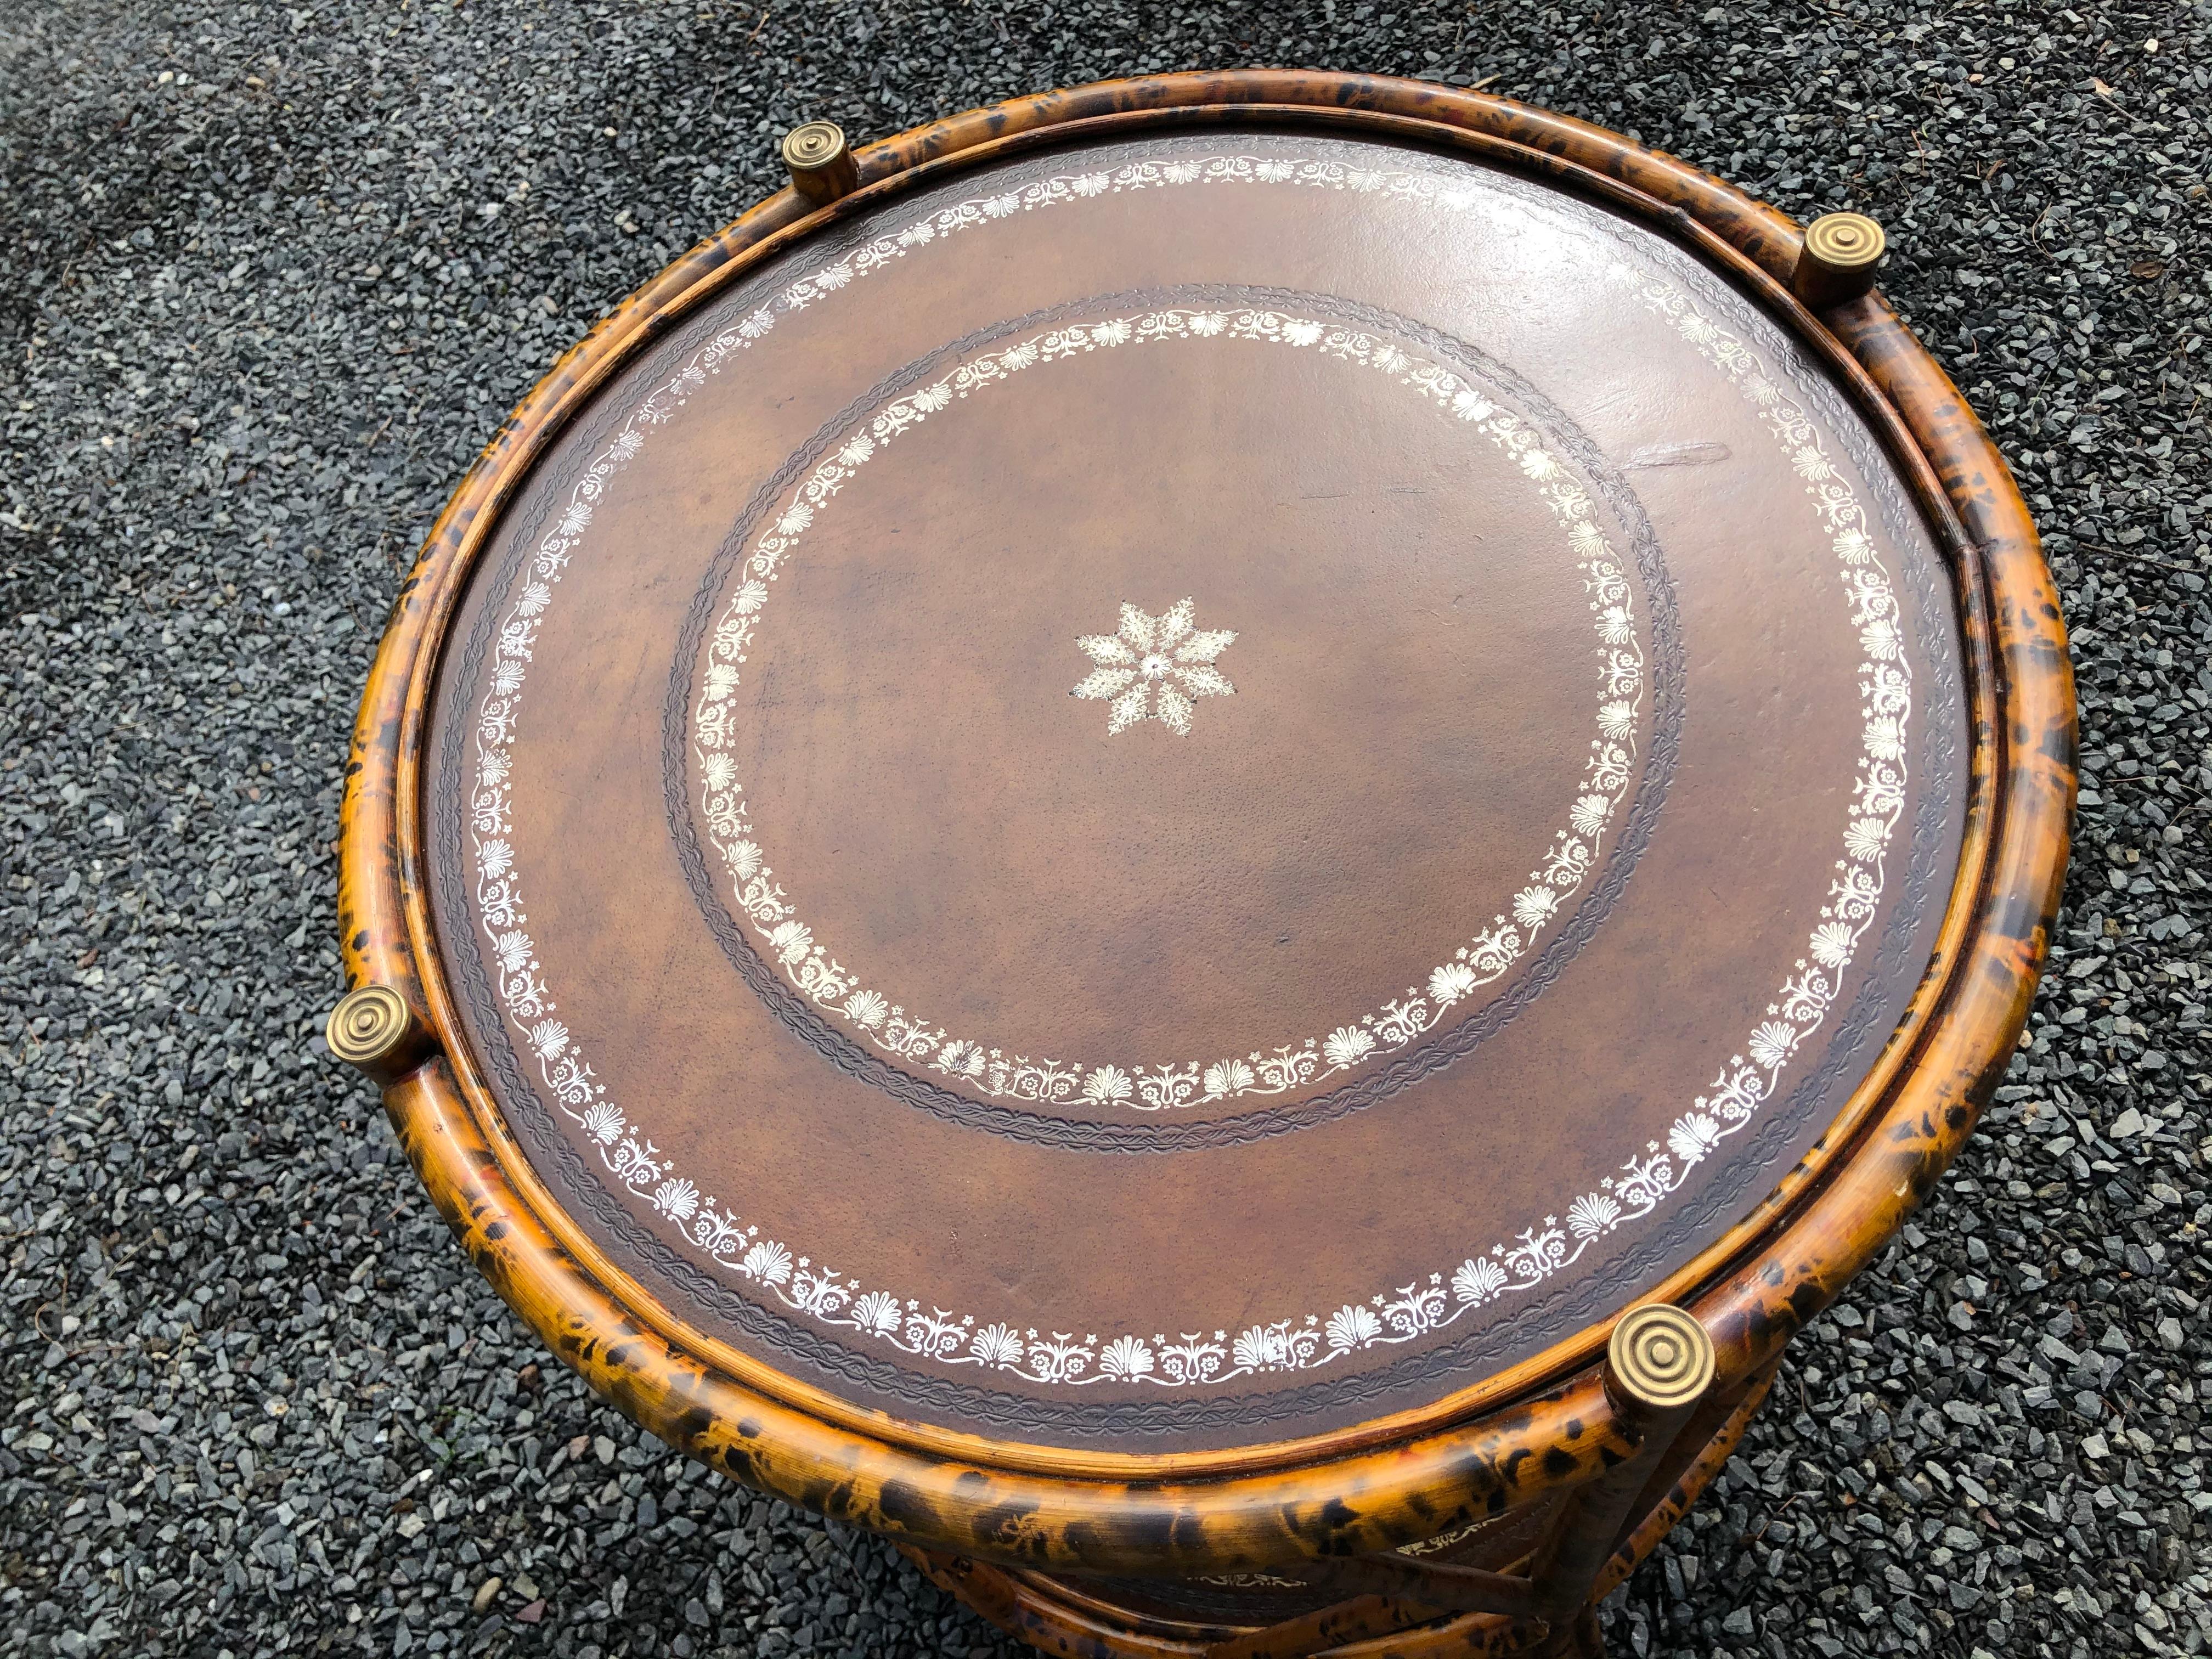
<box><xmin>1071</xmin><ymin>599</ymin><xmax>1237</xmax><ymax>736</ymax></box>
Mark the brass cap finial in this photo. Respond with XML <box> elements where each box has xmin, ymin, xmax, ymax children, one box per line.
<box><xmin>781</xmin><ymin>120</ymin><xmax>859</xmax><ymax>206</ymax></box>
<box><xmin>1792</xmin><ymin>212</ymin><xmax>1887</xmax><ymax>311</ymax></box>
<box><xmin>1604</xmin><ymin>1304</ymin><xmax>1716</xmax><ymax>1415</ymax></box>
<box><xmin>325</xmin><ymin>984</ymin><xmax>429</xmax><ymax>1082</ymax></box>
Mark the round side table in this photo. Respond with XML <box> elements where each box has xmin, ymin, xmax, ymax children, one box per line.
<box><xmin>330</xmin><ymin>71</ymin><xmax>2074</xmax><ymax>1657</ymax></box>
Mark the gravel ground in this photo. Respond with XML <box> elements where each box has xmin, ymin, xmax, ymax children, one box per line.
<box><xmin>3</xmin><ymin>3</ymin><xmax>2209</xmax><ymax>1657</ymax></box>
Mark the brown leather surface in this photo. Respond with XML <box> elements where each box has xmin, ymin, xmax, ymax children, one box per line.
<box><xmin>422</xmin><ymin>129</ymin><xmax>1966</xmax><ymax>1453</ymax></box>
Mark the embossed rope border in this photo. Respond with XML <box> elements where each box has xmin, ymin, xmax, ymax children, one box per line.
<box><xmin>460</xmin><ymin>156</ymin><xmax>1909</xmax><ymax>1392</ymax></box>
<box><xmin>691</xmin><ymin>305</ymin><xmax>1643</xmax><ymax>1112</ymax></box>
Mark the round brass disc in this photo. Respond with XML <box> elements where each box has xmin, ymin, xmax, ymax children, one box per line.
<box><xmin>326</xmin><ymin>984</ymin><xmax>414</xmax><ymax>1070</ymax></box>
<box><xmin>1802</xmin><ymin>211</ymin><xmax>1887</xmax><ymax>274</ymax></box>
<box><xmin>780</xmin><ymin>120</ymin><xmax>847</xmax><ymax>171</ymax></box>
<box><xmin>1606</xmin><ymin>1304</ymin><xmax>1717</xmax><ymax>1413</ymax></box>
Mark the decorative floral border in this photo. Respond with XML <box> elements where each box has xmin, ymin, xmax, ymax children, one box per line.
<box><xmin>689</xmin><ymin>306</ymin><xmax>1643</xmax><ymax>1110</ymax></box>
<box><xmin>461</xmin><ymin>155</ymin><xmax>1909</xmax><ymax>1392</ymax></box>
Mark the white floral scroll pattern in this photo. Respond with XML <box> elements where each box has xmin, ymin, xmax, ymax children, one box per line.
<box><xmin>465</xmin><ymin>155</ymin><xmax>1909</xmax><ymax>1392</ymax></box>
<box><xmin>690</xmin><ymin>306</ymin><xmax>1644</xmax><ymax>1111</ymax></box>
<box><xmin>776</xmin><ymin>153</ymin><xmax>1533</xmax><ymax>313</ymax></box>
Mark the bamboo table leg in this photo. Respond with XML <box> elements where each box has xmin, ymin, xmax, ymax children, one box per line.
<box><xmin>899</xmin><ymin>1307</ymin><xmax>1723</xmax><ymax>1659</ymax></box>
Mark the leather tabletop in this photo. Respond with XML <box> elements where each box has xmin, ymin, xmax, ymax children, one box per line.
<box><xmin>422</xmin><ymin>129</ymin><xmax>1967</xmax><ymax>1453</ymax></box>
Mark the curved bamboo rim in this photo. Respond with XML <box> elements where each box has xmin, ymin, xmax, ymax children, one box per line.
<box><xmin>336</xmin><ymin>70</ymin><xmax>2074</xmax><ymax>1569</ymax></box>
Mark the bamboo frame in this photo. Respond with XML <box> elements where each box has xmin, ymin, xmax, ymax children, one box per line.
<box><xmin>332</xmin><ymin>69</ymin><xmax>2074</xmax><ymax>1656</ymax></box>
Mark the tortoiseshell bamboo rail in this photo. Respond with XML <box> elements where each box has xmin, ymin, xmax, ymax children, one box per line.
<box><xmin>332</xmin><ymin>71</ymin><xmax>2074</xmax><ymax>1657</ymax></box>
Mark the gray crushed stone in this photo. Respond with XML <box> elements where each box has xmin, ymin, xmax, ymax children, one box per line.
<box><xmin>3</xmin><ymin>3</ymin><xmax>2209</xmax><ymax>1657</ymax></box>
